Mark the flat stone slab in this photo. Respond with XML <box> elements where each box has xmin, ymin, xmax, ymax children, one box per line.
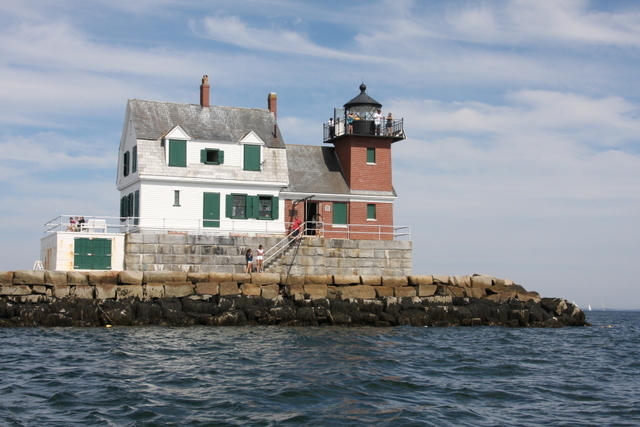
<box><xmin>304</xmin><ymin>284</ymin><xmax>328</xmax><ymax>299</ymax></box>
<box><xmin>44</xmin><ymin>271</ymin><xmax>67</xmax><ymax>286</ymax></box>
<box><xmin>340</xmin><ymin>285</ymin><xmax>376</xmax><ymax>300</ymax></box>
<box><xmin>0</xmin><ymin>285</ymin><xmax>32</xmax><ymax>296</ymax></box>
<box><xmin>195</xmin><ymin>282</ymin><xmax>219</xmax><ymax>295</ymax></box>
<box><xmin>73</xmin><ymin>285</ymin><xmax>94</xmax><ymax>299</ymax></box>
<box><xmin>219</xmin><ymin>282</ymin><xmax>240</xmax><ymax>296</ymax></box>
<box><xmin>145</xmin><ymin>283</ymin><xmax>165</xmax><ymax>299</ymax></box>
<box><xmin>164</xmin><ymin>282</ymin><xmax>195</xmax><ymax>298</ymax></box>
<box><xmin>261</xmin><ymin>284</ymin><xmax>280</xmax><ymax>299</ymax></box>
<box><xmin>117</xmin><ymin>285</ymin><xmax>143</xmax><ymax>300</ymax></box>
<box><xmin>95</xmin><ymin>284</ymin><xmax>117</xmax><ymax>299</ymax></box>
<box><xmin>13</xmin><ymin>271</ymin><xmax>45</xmax><ymax>286</ymax></box>
<box><xmin>119</xmin><ymin>271</ymin><xmax>143</xmax><ymax>286</ymax></box>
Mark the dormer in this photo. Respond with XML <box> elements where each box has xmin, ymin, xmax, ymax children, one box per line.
<box><xmin>162</xmin><ymin>125</ymin><xmax>191</xmax><ymax>167</ymax></box>
<box><xmin>240</xmin><ymin>131</ymin><xmax>265</xmax><ymax>171</ymax></box>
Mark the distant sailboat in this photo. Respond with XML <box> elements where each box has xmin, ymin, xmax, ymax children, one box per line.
<box><xmin>588</xmin><ymin>304</ymin><xmax>592</xmax><ymax>311</ymax></box>
<box><xmin>602</xmin><ymin>303</ymin><xmax>605</xmax><ymax>311</ymax></box>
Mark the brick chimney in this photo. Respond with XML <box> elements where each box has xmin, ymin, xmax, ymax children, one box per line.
<box><xmin>267</xmin><ymin>92</ymin><xmax>277</xmax><ymax>120</ymax></box>
<box><xmin>200</xmin><ymin>75</ymin><xmax>210</xmax><ymax>107</ymax></box>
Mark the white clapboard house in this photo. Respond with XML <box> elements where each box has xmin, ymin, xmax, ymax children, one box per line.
<box><xmin>116</xmin><ymin>76</ymin><xmax>287</xmax><ymax>234</ymax></box>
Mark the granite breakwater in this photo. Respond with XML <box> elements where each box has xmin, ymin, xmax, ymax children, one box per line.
<box><xmin>0</xmin><ymin>270</ymin><xmax>587</xmax><ymax>327</ymax></box>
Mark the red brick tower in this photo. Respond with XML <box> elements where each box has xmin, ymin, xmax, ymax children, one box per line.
<box><xmin>323</xmin><ymin>84</ymin><xmax>405</xmax><ymax>239</ymax></box>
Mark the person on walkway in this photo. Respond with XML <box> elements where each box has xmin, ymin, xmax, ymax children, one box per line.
<box><xmin>292</xmin><ymin>216</ymin><xmax>303</xmax><ymax>241</ymax></box>
<box><xmin>256</xmin><ymin>245</ymin><xmax>265</xmax><ymax>273</ymax></box>
<box><xmin>374</xmin><ymin>109</ymin><xmax>383</xmax><ymax>135</ymax></box>
<box><xmin>386</xmin><ymin>112</ymin><xmax>394</xmax><ymax>135</ymax></box>
<box><xmin>245</xmin><ymin>248</ymin><xmax>253</xmax><ymax>273</ymax></box>
<box><xmin>314</xmin><ymin>213</ymin><xmax>323</xmax><ymax>238</ymax></box>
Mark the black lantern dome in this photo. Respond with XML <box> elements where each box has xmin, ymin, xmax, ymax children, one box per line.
<box><xmin>343</xmin><ymin>84</ymin><xmax>382</xmax><ymax>120</ymax></box>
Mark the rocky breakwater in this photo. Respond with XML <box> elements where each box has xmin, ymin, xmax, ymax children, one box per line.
<box><xmin>0</xmin><ymin>270</ymin><xmax>587</xmax><ymax>327</ymax></box>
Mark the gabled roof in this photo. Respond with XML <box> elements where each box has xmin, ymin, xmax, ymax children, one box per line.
<box><xmin>128</xmin><ymin>99</ymin><xmax>285</xmax><ymax>148</ymax></box>
<box><xmin>286</xmin><ymin>145</ymin><xmax>350</xmax><ymax>195</ymax></box>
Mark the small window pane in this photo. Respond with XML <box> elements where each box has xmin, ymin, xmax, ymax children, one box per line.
<box><xmin>367</xmin><ymin>147</ymin><xmax>375</xmax><ymax>163</ymax></box>
<box><xmin>233</xmin><ymin>195</ymin><xmax>246</xmax><ymax>218</ymax></box>
<box><xmin>123</xmin><ymin>151</ymin><xmax>130</xmax><ymax>176</ymax></box>
<box><xmin>259</xmin><ymin>196</ymin><xmax>272</xmax><ymax>218</ymax></box>
<box><xmin>132</xmin><ymin>146</ymin><xmax>137</xmax><ymax>173</ymax></box>
<box><xmin>367</xmin><ymin>204</ymin><xmax>376</xmax><ymax>219</ymax></box>
<box><xmin>174</xmin><ymin>190</ymin><xmax>180</xmax><ymax>206</ymax></box>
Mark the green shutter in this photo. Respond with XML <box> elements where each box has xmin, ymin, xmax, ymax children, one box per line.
<box><xmin>247</xmin><ymin>196</ymin><xmax>259</xmax><ymax>219</ymax></box>
<box><xmin>219</xmin><ymin>150</ymin><xmax>224</xmax><ymax>164</ymax></box>
<box><xmin>272</xmin><ymin>196</ymin><xmax>279</xmax><ymax>219</ymax></box>
<box><xmin>244</xmin><ymin>145</ymin><xmax>260</xmax><ymax>171</ymax></box>
<box><xmin>134</xmin><ymin>190</ymin><xmax>140</xmax><ymax>225</ymax></box>
<box><xmin>132</xmin><ymin>146</ymin><xmax>137</xmax><ymax>173</ymax></box>
<box><xmin>200</xmin><ymin>149</ymin><xmax>207</xmax><ymax>163</ymax></box>
<box><xmin>225</xmin><ymin>194</ymin><xmax>233</xmax><ymax>218</ymax></box>
<box><xmin>333</xmin><ymin>202</ymin><xmax>347</xmax><ymax>225</ymax></box>
<box><xmin>203</xmin><ymin>192</ymin><xmax>220</xmax><ymax>227</ymax></box>
<box><xmin>168</xmin><ymin>140</ymin><xmax>187</xmax><ymax>167</ymax></box>
<box><xmin>127</xmin><ymin>193</ymin><xmax>134</xmax><ymax>217</ymax></box>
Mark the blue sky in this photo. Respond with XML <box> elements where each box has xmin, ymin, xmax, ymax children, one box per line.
<box><xmin>1</xmin><ymin>0</ymin><xmax>638</xmax><ymax>309</ymax></box>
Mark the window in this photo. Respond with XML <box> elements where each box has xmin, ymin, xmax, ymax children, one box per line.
<box><xmin>367</xmin><ymin>204</ymin><xmax>376</xmax><ymax>220</ymax></box>
<box><xmin>120</xmin><ymin>192</ymin><xmax>135</xmax><ymax>219</ymax></box>
<box><xmin>333</xmin><ymin>202</ymin><xmax>347</xmax><ymax>225</ymax></box>
<box><xmin>168</xmin><ymin>139</ymin><xmax>187</xmax><ymax>167</ymax></box>
<box><xmin>201</xmin><ymin>148</ymin><xmax>224</xmax><ymax>165</ymax></box>
<box><xmin>231</xmin><ymin>194</ymin><xmax>247</xmax><ymax>219</ymax></box>
<box><xmin>132</xmin><ymin>146</ymin><xmax>137</xmax><ymax>173</ymax></box>
<box><xmin>259</xmin><ymin>196</ymin><xmax>272</xmax><ymax>219</ymax></box>
<box><xmin>244</xmin><ymin>145</ymin><xmax>261</xmax><ymax>171</ymax></box>
<box><xmin>123</xmin><ymin>151</ymin><xmax>130</xmax><ymax>176</ymax></box>
<box><xmin>367</xmin><ymin>147</ymin><xmax>376</xmax><ymax>164</ymax></box>
<box><xmin>225</xmin><ymin>194</ymin><xmax>278</xmax><ymax>220</ymax></box>
<box><xmin>174</xmin><ymin>190</ymin><xmax>180</xmax><ymax>207</ymax></box>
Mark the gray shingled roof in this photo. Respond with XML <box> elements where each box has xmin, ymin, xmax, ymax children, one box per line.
<box><xmin>286</xmin><ymin>145</ymin><xmax>350</xmax><ymax>195</ymax></box>
<box><xmin>129</xmin><ymin>99</ymin><xmax>285</xmax><ymax>149</ymax></box>
<box><xmin>286</xmin><ymin>144</ymin><xmax>397</xmax><ymax>197</ymax></box>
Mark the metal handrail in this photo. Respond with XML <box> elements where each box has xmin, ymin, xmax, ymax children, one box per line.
<box><xmin>263</xmin><ymin>225</ymin><xmax>303</xmax><ymax>266</ymax></box>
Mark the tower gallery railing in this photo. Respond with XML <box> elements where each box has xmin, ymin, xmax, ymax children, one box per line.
<box><xmin>323</xmin><ymin>118</ymin><xmax>404</xmax><ymax>142</ymax></box>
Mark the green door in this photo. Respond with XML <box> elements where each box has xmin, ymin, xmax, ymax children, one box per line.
<box><xmin>74</xmin><ymin>238</ymin><xmax>112</xmax><ymax>270</ymax></box>
<box><xmin>243</xmin><ymin>145</ymin><xmax>261</xmax><ymax>171</ymax></box>
<box><xmin>203</xmin><ymin>192</ymin><xmax>220</xmax><ymax>227</ymax></box>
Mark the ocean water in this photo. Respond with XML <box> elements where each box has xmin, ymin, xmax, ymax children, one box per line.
<box><xmin>0</xmin><ymin>311</ymin><xmax>638</xmax><ymax>426</ymax></box>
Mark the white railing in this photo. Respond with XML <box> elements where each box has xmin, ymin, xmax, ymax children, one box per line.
<box><xmin>44</xmin><ymin>215</ymin><xmax>411</xmax><ymax>241</ymax></box>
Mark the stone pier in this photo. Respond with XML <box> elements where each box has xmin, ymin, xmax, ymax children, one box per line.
<box><xmin>0</xmin><ymin>270</ymin><xmax>587</xmax><ymax>327</ymax></box>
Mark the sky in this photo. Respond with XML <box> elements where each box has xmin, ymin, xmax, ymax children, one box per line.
<box><xmin>1</xmin><ymin>0</ymin><xmax>638</xmax><ymax>309</ymax></box>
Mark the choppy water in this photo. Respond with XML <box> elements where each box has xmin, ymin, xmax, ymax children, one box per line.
<box><xmin>0</xmin><ymin>311</ymin><xmax>638</xmax><ymax>426</ymax></box>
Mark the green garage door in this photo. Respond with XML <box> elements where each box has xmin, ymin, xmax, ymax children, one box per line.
<box><xmin>74</xmin><ymin>238</ymin><xmax>112</xmax><ymax>270</ymax></box>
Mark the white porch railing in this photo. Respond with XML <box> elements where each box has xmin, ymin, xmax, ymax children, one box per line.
<box><xmin>44</xmin><ymin>216</ymin><xmax>411</xmax><ymax>241</ymax></box>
